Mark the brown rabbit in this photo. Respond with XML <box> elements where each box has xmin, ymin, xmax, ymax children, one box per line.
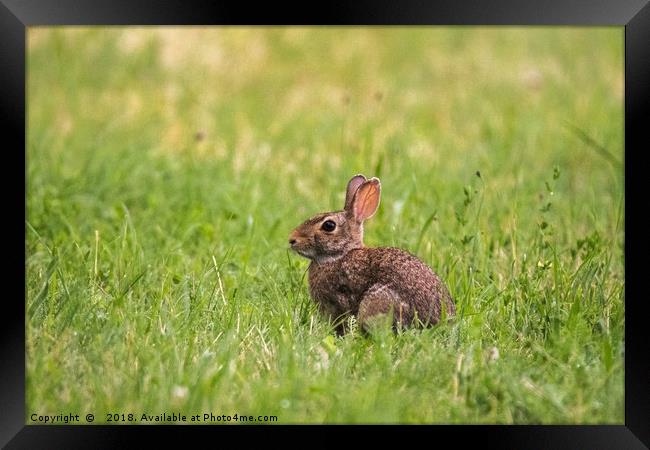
<box><xmin>289</xmin><ymin>174</ymin><xmax>455</xmax><ymax>334</ymax></box>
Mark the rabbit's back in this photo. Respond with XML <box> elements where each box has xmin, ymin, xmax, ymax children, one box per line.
<box><xmin>308</xmin><ymin>247</ymin><xmax>454</xmax><ymax>328</ymax></box>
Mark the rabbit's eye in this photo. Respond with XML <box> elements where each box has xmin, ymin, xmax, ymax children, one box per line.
<box><xmin>321</xmin><ymin>220</ymin><xmax>336</xmax><ymax>232</ymax></box>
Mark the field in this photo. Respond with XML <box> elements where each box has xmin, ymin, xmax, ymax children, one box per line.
<box><xmin>26</xmin><ymin>27</ymin><xmax>624</xmax><ymax>423</ymax></box>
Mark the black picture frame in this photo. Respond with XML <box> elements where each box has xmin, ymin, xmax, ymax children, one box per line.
<box><xmin>3</xmin><ymin>1</ymin><xmax>648</xmax><ymax>448</ymax></box>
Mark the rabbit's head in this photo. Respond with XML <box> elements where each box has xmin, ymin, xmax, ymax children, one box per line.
<box><xmin>289</xmin><ymin>175</ymin><xmax>381</xmax><ymax>263</ymax></box>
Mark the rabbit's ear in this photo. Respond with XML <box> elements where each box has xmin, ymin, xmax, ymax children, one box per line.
<box><xmin>344</xmin><ymin>174</ymin><xmax>367</xmax><ymax>211</ymax></box>
<box><xmin>351</xmin><ymin>178</ymin><xmax>381</xmax><ymax>222</ymax></box>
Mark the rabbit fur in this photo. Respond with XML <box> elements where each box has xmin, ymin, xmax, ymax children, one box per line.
<box><xmin>289</xmin><ymin>174</ymin><xmax>455</xmax><ymax>334</ymax></box>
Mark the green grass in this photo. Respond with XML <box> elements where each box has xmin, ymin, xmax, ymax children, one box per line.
<box><xmin>26</xmin><ymin>27</ymin><xmax>624</xmax><ymax>424</ymax></box>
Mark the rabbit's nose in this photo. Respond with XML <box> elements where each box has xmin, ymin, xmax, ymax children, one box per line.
<box><xmin>289</xmin><ymin>238</ymin><xmax>297</xmax><ymax>245</ymax></box>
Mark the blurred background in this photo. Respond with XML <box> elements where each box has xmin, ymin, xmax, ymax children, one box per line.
<box><xmin>27</xmin><ymin>27</ymin><xmax>623</xmax><ymax>248</ymax></box>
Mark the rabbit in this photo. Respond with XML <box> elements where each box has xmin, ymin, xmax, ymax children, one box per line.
<box><xmin>289</xmin><ymin>174</ymin><xmax>455</xmax><ymax>335</ymax></box>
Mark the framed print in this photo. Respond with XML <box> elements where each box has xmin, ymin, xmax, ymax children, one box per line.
<box><xmin>2</xmin><ymin>0</ymin><xmax>648</xmax><ymax>448</ymax></box>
